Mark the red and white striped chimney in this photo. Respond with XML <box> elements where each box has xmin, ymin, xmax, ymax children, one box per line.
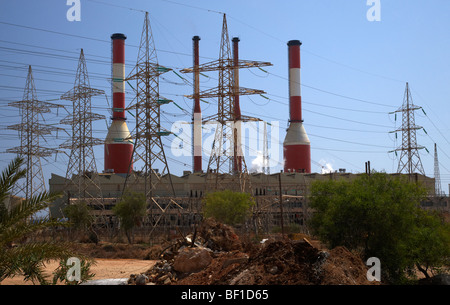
<box><xmin>283</xmin><ymin>40</ymin><xmax>311</xmax><ymax>173</ymax></box>
<box><xmin>232</xmin><ymin>37</ymin><xmax>242</xmax><ymax>173</ymax></box>
<box><xmin>104</xmin><ymin>33</ymin><xmax>133</xmax><ymax>174</ymax></box>
<box><xmin>192</xmin><ymin>35</ymin><xmax>202</xmax><ymax>173</ymax></box>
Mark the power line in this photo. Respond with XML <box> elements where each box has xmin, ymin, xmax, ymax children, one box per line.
<box><xmin>0</xmin><ymin>41</ymin><xmax>399</xmax><ymax>123</ymax></box>
<box><xmin>0</xmin><ymin>18</ymin><xmax>404</xmax><ymax>111</ymax></box>
<box><xmin>155</xmin><ymin>0</ymin><xmax>224</xmax><ymax>15</ymax></box>
<box><xmin>266</xmin><ymin>71</ymin><xmax>394</xmax><ymax>108</ymax></box>
<box><xmin>87</xmin><ymin>0</ymin><xmax>147</xmax><ymax>13</ymax></box>
<box><xmin>304</xmin><ymin>108</ymin><xmax>392</xmax><ymax>128</ymax></box>
<box><xmin>308</xmin><ymin>133</ymin><xmax>391</xmax><ymax>149</ymax></box>
<box><xmin>92</xmin><ymin>0</ymin><xmax>406</xmax><ymax>85</ymax></box>
<box><xmin>0</xmin><ymin>20</ymin><xmax>214</xmax><ymax>61</ymax></box>
<box><xmin>267</xmin><ymin>94</ymin><xmax>388</xmax><ymax>114</ymax></box>
<box><xmin>0</xmin><ymin>21</ymin><xmax>109</xmax><ymax>44</ymax></box>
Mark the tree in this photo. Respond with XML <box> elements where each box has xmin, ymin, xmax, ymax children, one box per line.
<box><xmin>112</xmin><ymin>191</ymin><xmax>147</xmax><ymax>243</ymax></box>
<box><xmin>309</xmin><ymin>172</ymin><xmax>449</xmax><ymax>283</ymax></box>
<box><xmin>0</xmin><ymin>156</ymin><xmax>87</xmax><ymax>284</ymax></box>
<box><xmin>408</xmin><ymin>209</ymin><xmax>450</xmax><ymax>279</ymax></box>
<box><xmin>64</xmin><ymin>200</ymin><xmax>96</xmax><ymax>242</ymax></box>
<box><xmin>64</xmin><ymin>201</ymin><xmax>93</xmax><ymax>231</ymax></box>
<box><xmin>203</xmin><ymin>190</ymin><xmax>255</xmax><ymax>226</ymax></box>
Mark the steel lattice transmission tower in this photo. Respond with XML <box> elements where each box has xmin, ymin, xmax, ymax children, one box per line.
<box><xmin>181</xmin><ymin>14</ymin><xmax>272</xmax><ymax>192</ymax></box>
<box><xmin>125</xmin><ymin>12</ymin><xmax>176</xmax><ymax>202</ymax></box>
<box><xmin>390</xmin><ymin>82</ymin><xmax>425</xmax><ymax>176</ymax></box>
<box><xmin>60</xmin><ymin>49</ymin><xmax>106</xmax><ymax>203</ymax></box>
<box><xmin>434</xmin><ymin>143</ymin><xmax>443</xmax><ymax>196</ymax></box>
<box><xmin>7</xmin><ymin>66</ymin><xmax>61</xmax><ymax>200</ymax></box>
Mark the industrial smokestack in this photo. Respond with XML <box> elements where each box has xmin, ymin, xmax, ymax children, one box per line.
<box><xmin>104</xmin><ymin>33</ymin><xmax>133</xmax><ymax>174</ymax></box>
<box><xmin>283</xmin><ymin>40</ymin><xmax>311</xmax><ymax>173</ymax></box>
<box><xmin>232</xmin><ymin>37</ymin><xmax>242</xmax><ymax>173</ymax></box>
<box><xmin>232</xmin><ymin>37</ymin><xmax>242</xmax><ymax>121</ymax></box>
<box><xmin>192</xmin><ymin>35</ymin><xmax>202</xmax><ymax>173</ymax></box>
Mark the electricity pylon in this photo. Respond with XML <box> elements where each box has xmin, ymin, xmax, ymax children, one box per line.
<box><xmin>181</xmin><ymin>14</ymin><xmax>272</xmax><ymax>192</ymax></box>
<box><xmin>60</xmin><ymin>49</ymin><xmax>106</xmax><ymax>205</ymax></box>
<box><xmin>7</xmin><ymin>66</ymin><xmax>61</xmax><ymax>200</ymax></box>
<box><xmin>390</xmin><ymin>82</ymin><xmax>425</xmax><ymax>176</ymax></box>
<box><xmin>124</xmin><ymin>12</ymin><xmax>181</xmax><ymax>233</ymax></box>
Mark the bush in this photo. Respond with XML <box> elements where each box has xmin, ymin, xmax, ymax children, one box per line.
<box><xmin>203</xmin><ymin>190</ymin><xmax>255</xmax><ymax>226</ymax></box>
<box><xmin>64</xmin><ymin>201</ymin><xmax>93</xmax><ymax>231</ymax></box>
<box><xmin>112</xmin><ymin>191</ymin><xmax>147</xmax><ymax>244</ymax></box>
<box><xmin>309</xmin><ymin>172</ymin><xmax>450</xmax><ymax>284</ymax></box>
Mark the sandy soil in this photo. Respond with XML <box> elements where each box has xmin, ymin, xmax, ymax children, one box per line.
<box><xmin>1</xmin><ymin>259</ymin><xmax>156</xmax><ymax>285</ymax></box>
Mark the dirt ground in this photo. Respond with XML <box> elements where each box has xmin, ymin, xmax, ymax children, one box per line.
<box><xmin>4</xmin><ymin>215</ymin><xmax>445</xmax><ymax>285</ymax></box>
<box><xmin>1</xmin><ymin>241</ymin><xmax>159</xmax><ymax>285</ymax></box>
<box><xmin>1</xmin><ymin>258</ymin><xmax>155</xmax><ymax>285</ymax></box>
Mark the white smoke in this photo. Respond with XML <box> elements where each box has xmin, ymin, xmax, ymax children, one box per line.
<box><xmin>319</xmin><ymin>159</ymin><xmax>334</xmax><ymax>174</ymax></box>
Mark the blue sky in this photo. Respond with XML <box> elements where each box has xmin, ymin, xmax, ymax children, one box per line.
<box><xmin>0</xmin><ymin>0</ymin><xmax>449</xmax><ymax>194</ymax></box>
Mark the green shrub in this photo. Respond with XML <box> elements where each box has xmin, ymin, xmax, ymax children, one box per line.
<box><xmin>203</xmin><ymin>190</ymin><xmax>255</xmax><ymax>226</ymax></box>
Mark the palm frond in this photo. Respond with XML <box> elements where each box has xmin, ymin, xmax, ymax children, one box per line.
<box><xmin>0</xmin><ymin>192</ymin><xmax>62</xmax><ymax>236</ymax></box>
<box><xmin>0</xmin><ymin>217</ymin><xmax>66</xmax><ymax>248</ymax></box>
<box><xmin>0</xmin><ymin>241</ymin><xmax>78</xmax><ymax>284</ymax></box>
<box><xmin>0</xmin><ymin>158</ymin><xmax>83</xmax><ymax>285</ymax></box>
<box><xmin>0</xmin><ymin>156</ymin><xmax>25</xmax><ymax>204</ymax></box>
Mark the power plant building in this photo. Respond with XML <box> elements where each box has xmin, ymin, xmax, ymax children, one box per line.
<box><xmin>48</xmin><ymin>171</ymin><xmax>437</xmax><ymax>225</ymax></box>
